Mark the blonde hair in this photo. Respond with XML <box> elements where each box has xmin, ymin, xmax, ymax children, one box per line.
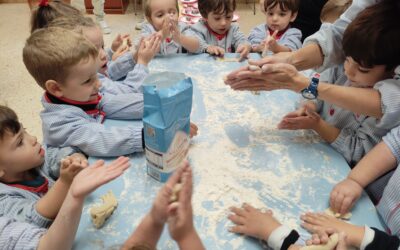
<box><xmin>48</xmin><ymin>15</ymin><xmax>97</xmax><ymax>33</ymax></box>
<box><xmin>143</xmin><ymin>0</ymin><xmax>179</xmax><ymax>20</ymax></box>
<box><xmin>320</xmin><ymin>0</ymin><xmax>352</xmax><ymax>23</ymax></box>
<box><xmin>23</xmin><ymin>27</ymin><xmax>98</xmax><ymax>89</ymax></box>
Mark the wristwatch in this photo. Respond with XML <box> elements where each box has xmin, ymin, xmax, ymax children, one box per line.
<box><xmin>301</xmin><ymin>73</ymin><xmax>320</xmax><ymax>100</ymax></box>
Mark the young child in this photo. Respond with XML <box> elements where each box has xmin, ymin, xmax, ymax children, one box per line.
<box><xmin>277</xmin><ymin>1</ymin><xmax>400</xmax><ymax>166</ymax></box>
<box><xmin>189</xmin><ymin>0</ymin><xmax>251</xmax><ymax>60</ymax></box>
<box><xmin>22</xmin><ymin>27</ymin><xmax>147</xmax><ymax>157</ymax></box>
<box><xmin>0</xmin><ymin>105</ymin><xmax>87</xmax><ymax>227</ymax></box>
<box><xmin>137</xmin><ymin>0</ymin><xmax>200</xmax><ymax>55</ymax></box>
<box><xmin>0</xmin><ymin>156</ymin><xmax>130</xmax><ymax>249</ymax></box>
<box><xmin>248</xmin><ymin>0</ymin><xmax>302</xmax><ymax>55</ymax></box>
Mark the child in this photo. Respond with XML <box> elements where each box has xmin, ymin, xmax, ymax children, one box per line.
<box><xmin>23</xmin><ymin>27</ymin><xmax>197</xmax><ymax>157</ymax></box>
<box><xmin>121</xmin><ymin>161</ymin><xmax>204</xmax><ymax>250</ymax></box>
<box><xmin>277</xmin><ymin>1</ymin><xmax>400</xmax><ymax>166</ymax></box>
<box><xmin>248</xmin><ymin>0</ymin><xmax>302</xmax><ymax>55</ymax></box>
<box><xmin>30</xmin><ymin>0</ymin><xmax>81</xmax><ymax>33</ymax></box>
<box><xmin>0</xmin><ymin>105</ymin><xmax>87</xmax><ymax>227</ymax></box>
<box><xmin>137</xmin><ymin>0</ymin><xmax>200</xmax><ymax>55</ymax></box>
<box><xmin>190</xmin><ymin>0</ymin><xmax>251</xmax><ymax>60</ymax></box>
<box><xmin>0</xmin><ymin>156</ymin><xmax>130</xmax><ymax>249</ymax></box>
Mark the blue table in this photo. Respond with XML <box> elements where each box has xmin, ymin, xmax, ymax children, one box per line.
<box><xmin>74</xmin><ymin>54</ymin><xmax>384</xmax><ymax>249</ymax></box>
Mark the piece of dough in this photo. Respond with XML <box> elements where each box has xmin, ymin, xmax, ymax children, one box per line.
<box><xmin>122</xmin><ymin>38</ymin><xmax>128</xmax><ymax>48</ymax></box>
<box><xmin>216</xmin><ymin>57</ymin><xmax>239</xmax><ymax>62</ymax></box>
<box><xmin>90</xmin><ymin>190</ymin><xmax>118</xmax><ymax>228</ymax></box>
<box><xmin>300</xmin><ymin>233</ymin><xmax>339</xmax><ymax>250</ymax></box>
<box><xmin>249</xmin><ymin>65</ymin><xmax>261</xmax><ymax>71</ymax></box>
<box><xmin>251</xmin><ymin>91</ymin><xmax>260</xmax><ymax>95</ymax></box>
<box><xmin>325</xmin><ymin>208</ymin><xmax>352</xmax><ymax>220</ymax></box>
<box><xmin>170</xmin><ymin>183</ymin><xmax>183</xmax><ymax>203</ymax></box>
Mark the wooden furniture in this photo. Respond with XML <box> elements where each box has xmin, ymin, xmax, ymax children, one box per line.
<box><xmin>84</xmin><ymin>0</ymin><xmax>129</xmax><ymax>14</ymax></box>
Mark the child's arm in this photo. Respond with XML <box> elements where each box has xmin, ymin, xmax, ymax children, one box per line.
<box><xmin>330</xmin><ymin>140</ymin><xmax>397</xmax><ymax>214</ymax></box>
<box><xmin>172</xmin><ymin>22</ymin><xmax>200</xmax><ymax>53</ymax></box>
<box><xmin>38</xmin><ymin>157</ymin><xmax>130</xmax><ymax>250</ymax></box>
<box><xmin>231</xmin><ymin>24</ymin><xmax>251</xmax><ymax>60</ymax></box>
<box><xmin>279</xmin><ymin>28</ymin><xmax>302</xmax><ymax>52</ymax></box>
<box><xmin>248</xmin><ymin>24</ymin><xmax>268</xmax><ymax>52</ymax></box>
<box><xmin>35</xmin><ymin>156</ymin><xmax>87</xmax><ymax>220</ymax></box>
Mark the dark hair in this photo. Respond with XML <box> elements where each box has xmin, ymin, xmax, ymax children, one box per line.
<box><xmin>264</xmin><ymin>0</ymin><xmax>300</xmax><ymax>13</ymax></box>
<box><xmin>198</xmin><ymin>0</ymin><xmax>236</xmax><ymax>18</ymax></box>
<box><xmin>30</xmin><ymin>0</ymin><xmax>82</xmax><ymax>34</ymax></box>
<box><xmin>0</xmin><ymin>106</ymin><xmax>21</xmax><ymax>141</ymax></box>
<box><xmin>342</xmin><ymin>1</ymin><xmax>400</xmax><ymax>70</ymax></box>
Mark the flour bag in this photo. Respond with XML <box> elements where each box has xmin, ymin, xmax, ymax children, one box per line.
<box><xmin>143</xmin><ymin>72</ymin><xmax>193</xmax><ymax>182</ymax></box>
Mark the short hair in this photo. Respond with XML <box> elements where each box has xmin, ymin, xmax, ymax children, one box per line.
<box><xmin>198</xmin><ymin>0</ymin><xmax>236</xmax><ymax>18</ymax></box>
<box><xmin>143</xmin><ymin>0</ymin><xmax>179</xmax><ymax>19</ymax></box>
<box><xmin>320</xmin><ymin>0</ymin><xmax>352</xmax><ymax>23</ymax></box>
<box><xmin>342</xmin><ymin>1</ymin><xmax>400</xmax><ymax>70</ymax></box>
<box><xmin>30</xmin><ymin>0</ymin><xmax>82</xmax><ymax>33</ymax></box>
<box><xmin>264</xmin><ymin>0</ymin><xmax>300</xmax><ymax>13</ymax></box>
<box><xmin>0</xmin><ymin>106</ymin><xmax>21</xmax><ymax>141</ymax></box>
<box><xmin>48</xmin><ymin>15</ymin><xmax>97</xmax><ymax>33</ymax></box>
<box><xmin>23</xmin><ymin>27</ymin><xmax>98</xmax><ymax>89</ymax></box>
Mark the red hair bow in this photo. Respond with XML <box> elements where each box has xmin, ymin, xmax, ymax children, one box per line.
<box><xmin>39</xmin><ymin>0</ymin><xmax>49</xmax><ymax>7</ymax></box>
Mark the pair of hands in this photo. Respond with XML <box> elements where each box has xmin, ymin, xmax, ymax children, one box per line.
<box><xmin>206</xmin><ymin>44</ymin><xmax>251</xmax><ymax>61</ymax></box>
<box><xmin>278</xmin><ymin>102</ymin><xmax>321</xmax><ymax>131</ymax></box>
<box><xmin>159</xmin><ymin>15</ymin><xmax>181</xmax><ymax>43</ymax></box>
<box><xmin>252</xmin><ymin>30</ymin><xmax>279</xmax><ymax>54</ymax></box>
<box><xmin>111</xmin><ymin>34</ymin><xmax>132</xmax><ymax>61</ymax></box>
<box><xmin>228</xmin><ymin>203</ymin><xmax>349</xmax><ymax>249</ymax></box>
<box><xmin>150</xmin><ymin>161</ymin><xmax>196</xmax><ymax>243</ymax></box>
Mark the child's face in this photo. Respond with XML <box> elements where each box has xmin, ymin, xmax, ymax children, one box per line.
<box><xmin>265</xmin><ymin>5</ymin><xmax>297</xmax><ymax>32</ymax></box>
<box><xmin>83</xmin><ymin>26</ymin><xmax>108</xmax><ymax>75</ymax></box>
<box><xmin>344</xmin><ymin>57</ymin><xmax>392</xmax><ymax>87</ymax></box>
<box><xmin>205</xmin><ymin>11</ymin><xmax>234</xmax><ymax>35</ymax></box>
<box><xmin>55</xmin><ymin>56</ymin><xmax>101</xmax><ymax>102</ymax></box>
<box><xmin>148</xmin><ymin>0</ymin><xmax>179</xmax><ymax>31</ymax></box>
<box><xmin>0</xmin><ymin>129</ymin><xmax>45</xmax><ymax>179</ymax></box>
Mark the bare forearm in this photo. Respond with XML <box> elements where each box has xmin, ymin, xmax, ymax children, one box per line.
<box><xmin>178</xmin><ymin>230</ymin><xmax>205</xmax><ymax>250</ymax></box>
<box><xmin>36</xmin><ymin>179</ymin><xmax>70</xmax><ymax>219</ymax></box>
<box><xmin>289</xmin><ymin>43</ymin><xmax>324</xmax><ymax>71</ymax></box>
<box><xmin>178</xmin><ymin>35</ymin><xmax>200</xmax><ymax>53</ymax></box>
<box><xmin>37</xmin><ymin>191</ymin><xmax>83</xmax><ymax>250</ymax></box>
<box><xmin>122</xmin><ymin>214</ymin><xmax>164</xmax><ymax>250</ymax></box>
<box><xmin>348</xmin><ymin>142</ymin><xmax>397</xmax><ymax>187</ymax></box>
<box><xmin>313</xmin><ymin>120</ymin><xmax>341</xmax><ymax>143</ymax></box>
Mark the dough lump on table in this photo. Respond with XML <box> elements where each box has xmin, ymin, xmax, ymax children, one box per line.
<box><xmin>300</xmin><ymin>233</ymin><xmax>339</xmax><ymax>250</ymax></box>
<box><xmin>325</xmin><ymin>208</ymin><xmax>352</xmax><ymax>220</ymax></box>
<box><xmin>90</xmin><ymin>190</ymin><xmax>118</xmax><ymax>228</ymax></box>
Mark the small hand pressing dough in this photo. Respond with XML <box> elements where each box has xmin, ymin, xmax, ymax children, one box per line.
<box><xmin>170</xmin><ymin>183</ymin><xmax>183</xmax><ymax>203</ymax></box>
<box><xmin>216</xmin><ymin>57</ymin><xmax>239</xmax><ymax>62</ymax></box>
<box><xmin>300</xmin><ymin>233</ymin><xmax>339</xmax><ymax>250</ymax></box>
<box><xmin>90</xmin><ymin>190</ymin><xmax>118</xmax><ymax>228</ymax></box>
<box><xmin>325</xmin><ymin>208</ymin><xmax>352</xmax><ymax>220</ymax></box>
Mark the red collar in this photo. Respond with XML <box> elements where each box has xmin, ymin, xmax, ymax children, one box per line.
<box><xmin>7</xmin><ymin>175</ymin><xmax>49</xmax><ymax>194</ymax></box>
<box><xmin>206</xmin><ymin>23</ymin><xmax>228</xmax><ymax>41</ymax></box>
<box><xmin>268</xmin><ymin>26</ymin><xmax>289</xmax><ymax>40</ymax></box>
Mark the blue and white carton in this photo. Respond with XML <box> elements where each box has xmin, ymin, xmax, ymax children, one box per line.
<box><xmin>143</xmin><ymin>72</ymin><xmax>193</xmax><ymax>182</ymax></box>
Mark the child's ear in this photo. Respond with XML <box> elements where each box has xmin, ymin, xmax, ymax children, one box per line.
<box><xmin>45</xmin><ymin>80</ymin><xmax>64</xmax><ymax>98</ymax></box>
<box><xmin>290</xmin><ymin>11</ymin><xmax>298</xmax><ymax>22</ymax></box>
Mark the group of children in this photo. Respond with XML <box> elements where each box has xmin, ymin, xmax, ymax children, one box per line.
<box><xmin>1</xmin><ymin>0</ymin><xmax>400</xmax><ymax>249</ymax></box>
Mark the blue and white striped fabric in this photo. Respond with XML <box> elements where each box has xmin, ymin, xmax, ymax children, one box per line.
<box><xmin>107</xmin><ymin>50</ymin><xmax>137</xmax><ymax>81</ymax></box>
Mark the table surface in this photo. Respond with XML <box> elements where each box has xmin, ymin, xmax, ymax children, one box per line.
<box><xmin>74</xmin><ymin>53</ymin><xmax>384</xmax><ymax>250</ymax></box>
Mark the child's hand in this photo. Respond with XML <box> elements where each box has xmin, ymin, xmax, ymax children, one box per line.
<box><xmin>170</xmin><ymin>18</ymin><xmax>182</xmax><ymax>44</ymax></box>
<box><xmin>112</xmin><ymin>44</ymin><xmax>130</xmax><ymax>61</ymax></box>
<box><xmin>305</xmin><ymin>229</ymin><xmax>348</xmax><ymax>250</ymax></box>
<box><xmin>150</xmin><ymin>161</ymin><xmax>189</xmax><ymax>226</ymax></box>
<box><xmin>137</xmin><ymin>35</ymin><xmax>161</xmax><ymax>66</ymax></box>
<box><xmin>206</xmin><ymin>45</ymin><xmax>225</xmax><ymax>57</ymax></box>
<box><xmin>112</xmin><ymin>34</ymin><xmax>131</xmax><ymax>52</ymax></box>
<box><xmin>59</xmin><ymin>155</ymin><xmax>89</xmax><ymax>184</ymax></box>
<box><xmin>330</xmin><ymin>178</ymin><xmax>363</xmax><ymax>215</ymax></box>
<box><xmin>190</xmin><ymin>122</ymin><xmax>198</xmax><ymax>138</ymax></box>
<box><xmin>70</xmin><ymin>156</ymin><xmax>130</xmax><ymax>200</ymax></box>
<box><xmin>264</xmin><ymin>30</ymin><xmax>278</xmax><ymax>53</ymax></box>
<box><xmin>278</xmin><ymin>107</ymin><xmax>321</xmax><ymax>130</ymax></box>
<box><xmin>69</xmin><ymin>153</ymin><xmax>88</xmax><ymax>167</ymax></box>
<box><xmin>167</xmin><ymin>161</ymin><xmax>195</xmax><ymax>243</ymax></box>
<box><xmin>251</xmin><ymin>44</ymin><xmax>264</xmax><ymax>53</ymax></box>
<box><xmin>228</xmin><ymin>203</ymin><xmax>281</xmax><ymax>240</ymax></box>
<box><xmin>158</xmin><ymin>17</ymin><xmax>171</xmax><ymax>40</ymax></box>
<box><xmin>237</xmin><ymin>44</ymin><xmax>251</xmax><ymax>61</ymax></box>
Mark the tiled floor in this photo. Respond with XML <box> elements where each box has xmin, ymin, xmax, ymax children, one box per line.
<box><xmin>0</xmin><ymin>2</ymin><xmax>264</xmax><ymax>141</ymax></box>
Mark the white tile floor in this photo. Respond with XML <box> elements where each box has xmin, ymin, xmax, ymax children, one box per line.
<box><xmin>0</xmin><ymin>2</ymin><xmax>264</xmax><ymax>141</ymax></box>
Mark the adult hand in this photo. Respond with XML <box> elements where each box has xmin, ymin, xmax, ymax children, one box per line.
<box><xmin>224</xmin><ymin>62</ymin><xmax>308</xmax><ymax>92</ymax></box>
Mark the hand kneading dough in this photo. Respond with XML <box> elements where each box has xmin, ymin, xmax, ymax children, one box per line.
<box><xmin>170</xmin><ymin>183</ymin><xmax>183</xmax><ymax>203</ymax></box>
<box><xmin>300</xmin><ymin>233</ymin><xmax>339</xmax><ymax>250</ymax></box>
<box><xmin>90</xmin><ymin>190</ymin><xmax>118</xmax><ymax>228</ymax></box>
<box><xmin>325</xmin><ymin>208</ymin><xmax>352</xmax><ymax>220</ymax></box>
